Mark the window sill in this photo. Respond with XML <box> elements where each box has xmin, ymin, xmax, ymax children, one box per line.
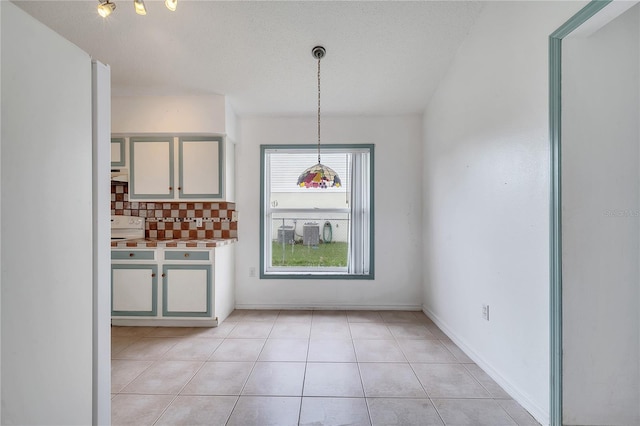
<box><xmin>260</xmin><ymin>272</ymin><xmax>374</xmax><ymax>280</ymax></box>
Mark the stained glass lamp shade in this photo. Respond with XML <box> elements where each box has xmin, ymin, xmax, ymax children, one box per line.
<box><xmin>297</xmin><ymin>46</ymin><xmax>341</xmax><ymax>189</ymax></box>
<box><xmin>297</xmin><ymin>163</ymin><xmax>341</xmax><ymax>188</ymax></box>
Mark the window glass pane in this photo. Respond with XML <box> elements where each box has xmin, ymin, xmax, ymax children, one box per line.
<box><xmin>269</xmin><ymin>152</ymin><xmax>350</xmax><ymax>210</ymax></box>
<box><xmin>270</xmin><ymin>213</ymin><xmax>350</xmax><ymax>269</ymax></box>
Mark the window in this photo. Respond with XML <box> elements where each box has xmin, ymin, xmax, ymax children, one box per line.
<box><xmin>260</xmin><ymin>144</ymin><xmax>374</xmax><ymax>279</ymax></box>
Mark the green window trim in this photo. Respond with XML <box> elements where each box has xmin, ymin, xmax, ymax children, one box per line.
<box><xmin>259</xmin><ymin>144</ymin><xmax>375</xmax><ymax>280</ymax></box>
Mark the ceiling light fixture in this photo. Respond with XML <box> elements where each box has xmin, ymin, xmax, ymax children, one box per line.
<box><xmin>133</xmin><ymin>0</ymin><xmax>147</xmax><ymax>15</ymax></box>
<box><xmin>97</xmin><ymin>0</ymin><xmax>116</xmax><ymax>17</ymax></box>
<box><xmin>165</xmin><ymin>0</ymin><xmax>178</xmax><ymax>12</ymax></box>
<box><xmin>297</xmin><ymin>46</ymin><xmax>341</xmax><ymax>189</ymax></box>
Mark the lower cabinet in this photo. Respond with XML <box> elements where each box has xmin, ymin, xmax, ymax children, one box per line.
<box><xmin>111</xmin><ymin>245</ymin><xmax>234</xmax><ymax>327</ymax></box>
<box><xmin>163</xmin><ymin>264</ymin><xmax>211</xmax><ymax>317</ymax></box>
<box><xmin>111</xmin><ymin>264</ymin><xmax>158</xmax><ymax>316</ymax></box>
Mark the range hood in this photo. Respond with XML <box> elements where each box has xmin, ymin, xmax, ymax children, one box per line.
<box><xmin>111</xmin><ymin>169</ymin><xmax>128</xmax><ymax>183</ymax></box>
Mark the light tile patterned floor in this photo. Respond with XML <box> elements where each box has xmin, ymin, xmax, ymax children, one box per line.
<box><xmin>111</xmin><ymin>310</ymin><xmax>540</xmax><ymax>426</ymax></box>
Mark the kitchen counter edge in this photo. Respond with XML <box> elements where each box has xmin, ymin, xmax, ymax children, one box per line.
<box><xmin>111</xmin><ymin>238</ymin><xmax>237</xmax><ymax>249</ymax></box>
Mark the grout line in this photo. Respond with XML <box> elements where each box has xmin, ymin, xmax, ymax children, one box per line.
<box><xmin>112</xmin><ymin>312</ymin><xmax>537</xmax><ymax>425</ymax></box>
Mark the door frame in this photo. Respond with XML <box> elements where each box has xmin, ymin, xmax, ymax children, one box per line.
<box><xmin>548</xmin><ymin>2</ymin><xmax>612</xmax><ymax>424</ymax></box>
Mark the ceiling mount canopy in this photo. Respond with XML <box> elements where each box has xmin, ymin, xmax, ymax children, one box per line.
<box><xmin>297</xmin><ymin>46</ymin><xmax>342</xmax><ymax>189</ymax></box>
<box><xmin>97</xmin><ymin>0</ymin><xmax>177</xmax><ymax>17</ymax></box>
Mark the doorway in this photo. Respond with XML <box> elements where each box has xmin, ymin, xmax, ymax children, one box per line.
<box><xmin>550</xmin><ymin>1</ymin><xmax>640</xmax><ymax>424</ymax></box>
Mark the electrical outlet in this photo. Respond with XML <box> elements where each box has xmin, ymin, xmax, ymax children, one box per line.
<box><xmin>195</xmin><ymin>217</ymin><xmax>203</xmax><ymax>228</ymax></box>
<box><xmin>249</xmin><ymin>267</ymin><xmax>257</xmax><ymax>277</ymax></box>
<box><xmin>482</xmin><ymin>304</ymin><xmax>490</xmax><ymax>321</ymax></box>
<box><xmin>231</xmin><ymin>211</ymin><xmax>238</xmax><ymax>221</ymax></box>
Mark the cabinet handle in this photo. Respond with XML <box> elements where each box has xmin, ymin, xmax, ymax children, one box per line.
<box><xmin>184</xmin><ymin>253</ymin><xmax>190</xmax><ymax>258</ymax></box>
<box><xmin>151</xmin><ymin>273</ymin><xmax>156</xmax><ymax>278</ymax></box>
<box><xmin>162</xmin><ymin>273</ymin><xmax>166</xmax><ymax>278</ymax></box>
<box><xmin>178</xmin><ymin>187</ymin><xmax>182</xmax><ymax>190</ymax></box>
<box><xmin>169</xmin><ymin>186</ymin><xmax>173</xmax><ymax>190</ymax></box>
<box><xmin>129</xmin><ymin>253</ymin><xmax>135</xmax><ymax>257</ymax></box>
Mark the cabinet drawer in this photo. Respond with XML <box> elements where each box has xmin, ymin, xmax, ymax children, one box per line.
<box><xmin>111</xmin><ymin>250</ymin><xmax>155</xmax><ymax>260</ymax></box>
<box><xmin>164</xmin><ymin>251</ymin><xmax>209</xmax><ymax>261</ymax></box>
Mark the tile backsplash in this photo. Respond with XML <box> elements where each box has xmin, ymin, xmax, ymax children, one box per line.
<box><xmin>111</xmin><ymin>183</ymin><xmax>237</xmax><ymax>239</ymax></box>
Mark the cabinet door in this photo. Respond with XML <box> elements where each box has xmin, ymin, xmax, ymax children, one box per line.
<box><xmin>130</xmin><ymin>137</ymin><xmax>174</xmax><ymax>199</ymax></box>
<box><xmin>162</xmin><ymin>264</ymin><xmax>211</xmax><ymax>317</ymax></box>
<box><xmin>111</xmin><ymin>137</ymin><xmax>125</xmax><ymax>167</ymax></box>
<box><xmin>179</xmin><ymin>137</ymin><xmax>223</xmax><ymax>199</ymax></box>
<box><xmin>111</xmin><ymin>264</ymin><xmax>158</xmax><ymax>316</ymax></box>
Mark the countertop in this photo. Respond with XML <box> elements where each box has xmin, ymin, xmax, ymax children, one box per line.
<box><xmin>111</xmin><ymin>238</ymin><xmax>237</xmax><ymax>249</ymax></box>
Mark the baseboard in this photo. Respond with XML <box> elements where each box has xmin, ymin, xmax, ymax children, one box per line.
<box><xmin>422</xmin><ymin>305</ymin><xmax>549</xmax><ymax>426</ymax></box>
<box><xmin>235</xmin><ymin>303</ymin><xmax>423</xmax><ymax>311</ymax></box>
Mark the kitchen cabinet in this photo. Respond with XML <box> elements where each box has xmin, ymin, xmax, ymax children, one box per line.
<box><xmin>128</xmin><ymin>135</ymin><xmax>226</xmax><ymax>201</ymax></box>
<box><xmin>129</xmin><ymin>136</ymin><xmax>174</xmax><ymax>199</ymax></box>
<box><xmin>111</xmin><ymin>137</ymin><xmax>126</xmax><ymax>167</ymax></box>
<box><xmin>111</xmin><ymin>244</ymin><xmax>235</xmax><ymax>326</ymax></box>
<box><xmin>163</xmin><ymin>264</ymin><xmax>211</xmax><ymax>317</ymax></box>
<box><xmin>111</xmin><ymin>263</ymin><xmax>158</xmax><ymax>316</ymax></box>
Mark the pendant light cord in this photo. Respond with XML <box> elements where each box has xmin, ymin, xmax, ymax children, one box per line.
<box><xmin>317</xmin><ymin>55</ymin><xmax>322</xmax><ymax>164</ymax></box>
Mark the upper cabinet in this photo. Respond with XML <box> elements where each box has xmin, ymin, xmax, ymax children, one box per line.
<box><xmin>110</xmin><ymin>95</ymin><xmax>236</xmax><ymax>202</ymax></box>
<box><xmin>130</xmin><ymin>136</ymin><xmax>174</xmax><ymax>199</ymax></box>
<box><xmin>129</xmin><ymin>135</ymin><xmax>230</xmax><ymax>201</ymax></box>
<box><xmin>111</xmin><ymin>137</ymin><xmax>126</xmax><ymax>167</ymax></box>
<box><xmin>179</xmin><ymin>137</ymin><xmax>222</xmax><ymax>198</ymax></box>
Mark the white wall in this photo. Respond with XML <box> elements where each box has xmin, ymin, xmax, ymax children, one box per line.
<box><xmin>223</xmin><ymin>100</ymin><xmax>237</xmax><ymax>202</ymax></box>
<box><xmin>112</xmin><ymin>95</ymin><xmax>226</xmax><ymax>134</ymax></box>
<box><xmin>421</xmin><ymin>2</ymin><xmax>585</xmax><ymax>423</ymax></box>
<box><xmin>1</xmin><ymin>2</ymin><xmax>94</xmax><ymax>424</ymax></box>
<box><xmin>562</xmin><ymin>5</ymin><xmax>640</xmax><ymax>424</ymax></box>
<box><xmin>236</xmin><ymin>115</ymin><xmax>423</xmax><ymax>309</ymax></box>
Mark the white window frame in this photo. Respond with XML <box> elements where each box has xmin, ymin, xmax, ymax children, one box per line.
<box><xmin>260</xmin><ymin>144</ymin><xmax>374</xmax><ymax>279</ymax></box>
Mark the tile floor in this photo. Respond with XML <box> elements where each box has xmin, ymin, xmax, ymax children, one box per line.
<box><xmin>111</xmin><ymin>310</ymin><xmax>540</xmax><ymax>426</ymax></box>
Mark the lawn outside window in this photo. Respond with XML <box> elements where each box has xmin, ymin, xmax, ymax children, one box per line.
<box><xmin>260</xmin><ymin>144</ymin><xmax>374</xmax><ymax>279</ymax></box>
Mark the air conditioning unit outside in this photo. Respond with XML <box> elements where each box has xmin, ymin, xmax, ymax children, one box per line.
<box><xmin>303</xmin><ymin>223</ymin><xmax>320</xmax><ymax>246</ymax></box>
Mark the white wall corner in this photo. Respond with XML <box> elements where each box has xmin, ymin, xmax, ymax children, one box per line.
<box><xmin>422</xmin><ymin>307</ymin><xmax>549</xmax><ymax>425</ymax></box>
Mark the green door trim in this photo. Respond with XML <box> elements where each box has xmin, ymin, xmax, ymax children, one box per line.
<box><xmin>548</xmin><ymin>1</ymin><xmax>611</xmax><ymax>424</ymax></box>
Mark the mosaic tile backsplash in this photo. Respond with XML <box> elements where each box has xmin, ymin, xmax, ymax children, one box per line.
<box><xmin>111</xmin><ymin>183</ymin><xmax>237</xmax><ymax>239</ymax></box>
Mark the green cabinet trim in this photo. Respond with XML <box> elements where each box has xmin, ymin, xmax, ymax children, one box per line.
<box><xmin>111</xmin><ymin>137</ymin><xmax>126</xmax><ymax>167</ymax></box>
<box><xmin>111</xmin><ymin>250</ymin><xmax>155</xmax><ymax>260</ymax></box>
<box><xmin>111</xmin><ymin>264</ymin><xmax>158</xmax><ymax>316</ymax></box>
<box><xmin>164</xmin><ymin>250</ymin><xmax>210</xmax><ymax>261</ymax></box>
<box><xmin>178</xmin><ymin>136</ymin><xmax>224</xmax><ymax>199</ymax></box>
<box><xmin>162</xmin><ymin>264</ymin><xmax>212</xmax><ymax>317</ymax></box>
<box><xmin>130</xmin><ymin>137</ymin><xmax>175</xmax><ymax>200</ymax></box>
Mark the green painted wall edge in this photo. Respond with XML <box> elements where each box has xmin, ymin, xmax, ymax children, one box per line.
<box><xmin>548</xmin><ymin>1</ymin><xmax>612</xmax><ymax>425</ymax></box>
<box><xmin>259</xmin><ymin>144</ymin><xmax>375</xmax><ymax>280</ymax></box>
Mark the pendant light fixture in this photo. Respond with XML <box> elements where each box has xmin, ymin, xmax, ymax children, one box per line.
<box><xmin>297</xmin><ymin>46</ymin><xmax>342</xmax><ymax>189</ymax></box>
<box><xmin>133</xmin><ymin>0</ymin><xmax>147</xmax><ymax>15</ymax></box>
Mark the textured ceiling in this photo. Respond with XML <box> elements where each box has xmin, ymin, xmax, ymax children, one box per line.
<box><xmin>14</xmin><ymin>0</ymin><xmax>483</xmax><ymax>116</ymax></box>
